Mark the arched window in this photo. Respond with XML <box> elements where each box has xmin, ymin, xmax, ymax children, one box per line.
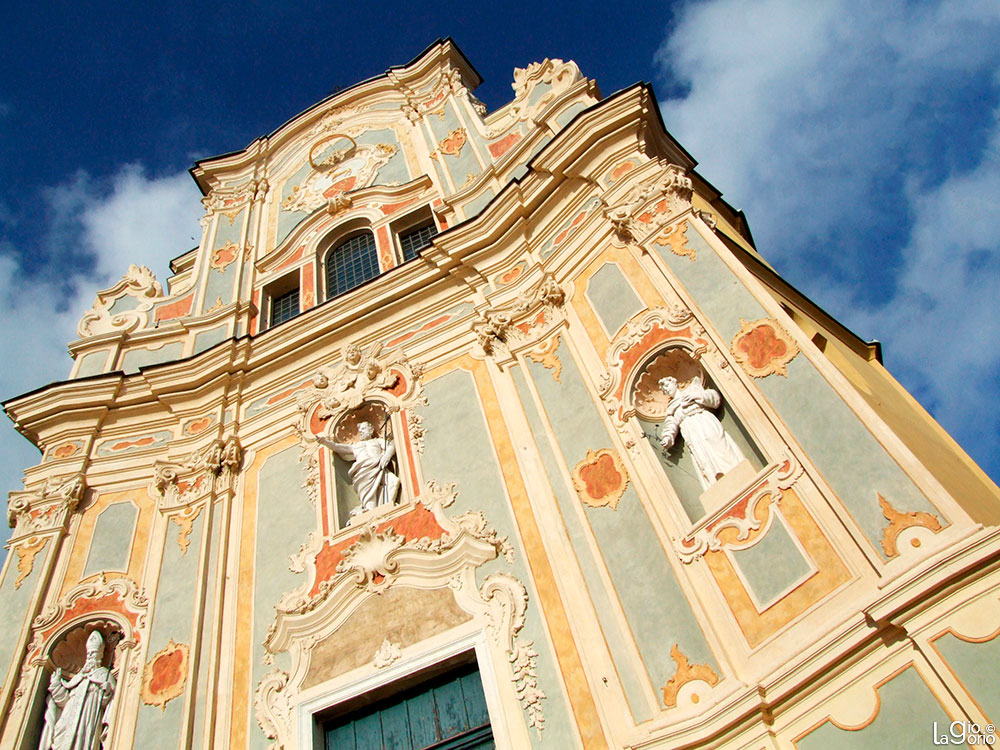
<box><xmin>325</xmin><ymin>231</ymin><xmax>379</xmax><ymax>300</ymax></box>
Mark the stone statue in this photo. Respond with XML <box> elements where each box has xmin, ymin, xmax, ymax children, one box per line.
<box><xmin>659</xmin><ymin>376</ymin><xmax>745</xmax><ymax>490</ymax></box>
<box><xmin>319</xmin><ymin>420</ymin><xmax>400</xmax><ymax>514</ymax></box>
<box><xmin>39</xmin><ymin>630</ymin><xmax>115</xmax><ymax>750</ymax></box>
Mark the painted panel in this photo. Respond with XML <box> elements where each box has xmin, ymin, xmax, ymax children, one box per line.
<box><xmin>556</xmin><ymin>101</ymin><xmax>589</xmax><ymax>128</ymax></box>
<box><xmin>358</xmin><ymin>128</ymin><xmax>409</xmax><ymax>186</ymax></box>
<box><xmin>729</xmin><ymin>510</ymin><xmax>813</xmax><ymax>609</ymax></box>
<box><xmin>524</xmin><ymin>340</ymin><xmax>718</xmax><ymax>702</ymax></box>
<box><xmin>82</xmin><ymin>500</ymin><xmax>138</xmax><ymax>579</ymax></box>
<box><xmin>585</xmin><ymin>262</ymin><xmax>645</xmax><ymax>338</ymax></box>
<box><xmin>934</xmin><ymin>630</ymin><xmax>1000</xmax><ymax>723</ymax></box>
<box><xmin>193</xmin><ymin>324</ymin><xmax>229</xmax><ymax>354</ymax></box>
<box><xmin>463</xmin><ymin>189</ymin><xmax>495</xmax><ymax>219</ymax></box>
<box><xmin>654</xmin><ymin>222</ymin><xmax>940</xmax><ymax>554</ymax></box>
<box><xmin>75</xmin><ymin>349</ymin><xmax>109</xmax><ymax>378</ymax></box>
<box><xmin>0</xmin><ymin>538</ymin><xmax>47</xmax><ymax>691</ymax></box>
<box><xmin>120</xmin><ymin>341</ymin><xmax>185</xmax><ymax>373</ymax></box>
<box><xmin>133</xmin><ymin>508</ymin><xmax>205</xmax><ymax>746</ymax></box>
<box><xmin>95</xmin><ymin>430</ymin><xmax>172</xmax><ymax>457</ymax></box>
<box><xmin>191</xmin><ymin>507</ymin><xmax>221</xmax><ymax>749</ymax></box>
<box><xmin>796</xmin><ymin>666</ymin><xmax>950</xmax><ymax>749</ymax></box>
<box><xmin>250</xmin><ymin>445</ymin><xmax>313</xmax><ymax>750</ymax></box>
<box><xmin>422</xmin><ymin>369</ymin><xmax>575</xmax><ymax>747</ymax></box>
<box><xmin>512</xmin><ymin>368</ymin><xmax>652</xmax><ymax>722</ymax></box>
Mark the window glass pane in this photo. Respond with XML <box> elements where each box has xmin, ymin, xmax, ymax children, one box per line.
<box><xmin>326</xmin><ymin>232</ymin><xmax>379</xmax><ymax>299</ymax></box>
<box><xmin>270</xmin><ymin>287</ymin><xmax>300</xmax><ymax>326</ymax></box>
<box><xmin>399</xmin><ymin>222</ymin><xmax>438</xmax><ymax>262</ymax></box>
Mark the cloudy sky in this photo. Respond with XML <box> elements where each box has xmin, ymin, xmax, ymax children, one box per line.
<box><xmin>1</xmin><ymin>1</ymin><xmax>998</xmax><ymax>555</ymax></box>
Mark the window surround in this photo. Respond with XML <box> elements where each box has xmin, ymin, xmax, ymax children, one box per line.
<box><xmin>262</xmin><ymin>271</ymin><xmax>301</xmax><ymax>330</ymax></box>
<box><xmin>320</xmin><ymin>221</ymin><xmax>380</xmax><ymax>301</ymax></box>
<box><xmin>390</xmin><ymin>206</ymin><xmax>439</xmax><ymax>264</ymax></box>
<box><xmin>296</xmin><ymin>630</ymin><xmax>523</xmax><ymax>749</ymax></box>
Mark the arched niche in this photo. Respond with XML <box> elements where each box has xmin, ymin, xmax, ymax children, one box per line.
<box><xmin>631</xmin><ymin>346</ymin><xmax>765</xmax><ymax>522</ymax></box>
<box><xmin>21</xmin><ymin>618</ymin><xmax>127</xmax><ymax>750</ymax></box>
<box><xmin>326</xmin><ymin>400</ymin><xmax>403</xmax><ymax>529</ymax></box>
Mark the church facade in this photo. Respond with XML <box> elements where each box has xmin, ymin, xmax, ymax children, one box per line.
<box><xmin>3</xmin><ymin>39</ymin><xmax>1000</xmax><ymax>749</ymax></box>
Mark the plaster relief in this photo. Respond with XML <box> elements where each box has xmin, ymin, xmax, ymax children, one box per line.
<box><xmin>661</xmin><ymin>643</ymin><xmax>720</xmax><ymax>709</ymax></box>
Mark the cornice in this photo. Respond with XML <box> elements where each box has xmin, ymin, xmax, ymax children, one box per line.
<box><xmin>189</xmin><ymin>39</ymin><xmax>480</xmax><ymax>194</ymax></box>
<box><xmin>4</xmin><ymin>374</ymin><xmax>123</xmax><ymax>446</ymax></box>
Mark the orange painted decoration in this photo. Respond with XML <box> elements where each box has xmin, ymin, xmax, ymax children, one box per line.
<box><xmin>148</xmin><ymin>647</ymin><xmax>185</xmax><ymax>695</ymax></box>
<box><xmin>578</xmin><ymin>453</ymin><xmax>624</xmax><ymax>500</ymax></box>
<box><xmin>488</xmin><ymin>132</ymin><xmax>522</xmax><ymax>159</ymax></box>
<box><xmin>274</xmin><ymin>245</ymin><xmax>305</xmax><ymax>272</ymax></box>
<box><xmin>155</xmin><ymin>294</ymin><xmax>194</xmax><ymax>323</ymax></box>
<box><xmin>736</xmin><ymin>325</ymin><xmax>789</xmax><ymax>371</ymax></box>
<box><xmin>380</xmin><ymin>198</ymin><xmax>417</xmax><ymax>216</ymax></box>
<box><xmin>385</xmin><ymin>314</ymin><xmax>452</xmax><ymax>348</ymax></box>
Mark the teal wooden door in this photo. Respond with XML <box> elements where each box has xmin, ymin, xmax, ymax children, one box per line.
<box><xmin>324</xmin><ymin>662</ymin><xmax>495</xmax><ymax>749</ymax></box>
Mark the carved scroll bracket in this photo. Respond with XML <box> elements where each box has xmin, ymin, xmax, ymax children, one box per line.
<box><xmin>8</xmin><ymin>473</ymin><xmax>86</xmax><ymax>543</ymax></box>
<box><xmin>601</xmin><ymin>163</ymin><xmax>694</xmax><ymax>244</ymax></box>
<box><xmin>675</xmin><ymin>455</ymin><xmax>802</xmax><ymax>564</ymax></box>
<box><xmin>149</xmin><ymin>435</ymin><xmax>243</xmax><ymax>510</ymax></box>
<box><xmin>472</xmin><ymin>273</ymin><xmax>567</xmax><ymax>360</ymax></box>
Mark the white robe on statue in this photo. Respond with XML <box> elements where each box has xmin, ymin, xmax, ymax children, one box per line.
<box><xmin>39</xmin><ymin>663</ymin><xmax>114</xmax><ymax>750</ymax></box>
<box><xmin>661</xmin><ymin>382</ymin><xmax>745</xmax><ymax>490</ymax></box>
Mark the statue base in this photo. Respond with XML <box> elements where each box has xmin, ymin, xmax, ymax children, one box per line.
<box><xmin>698</xmin><ymin>459</ymin><xmax>758</xmax><ymax>517</ymax></box>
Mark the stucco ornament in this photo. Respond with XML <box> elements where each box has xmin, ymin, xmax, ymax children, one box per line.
<box><xmin>486</xmin><ymin>58</ymin><xmax>583</xmax><ymax>136</ymax></box>
<box><xmin>730</xmin><ymin>318</ymin><xmax>799</xmax><ymax>378</ymax></box>
<box><xmin>659</xmin><ymin>375</ymin><xmax>745</xmax><ymax>490</ymax></box>
<box><xmin>281</xmin><ymin>137</ymin><xmax>397</xmax><ymax>214</ymax></box>
<box><xmin>319</xmin><ymin>420</ymin><xmax>401</xmax><ymax>515</ymax></box>
<box><xmin>39</xmin><ymin>630</ymin><xmax>115</xmax><ymax>750</ymax></box>
<box><xmin>602</xmin><ymin>163</ymin><xmax>694</xmax><ymax>243</ymax></box>
<box><xmin>77</xmin><ymin>264</ymin><xmax>163</xmax><ymax>338</ymax></box>
<box><xmin>473</xmin><ymin>272</ymin><xmax>567</xmax><ymax>358</ymax></box>
<box><xmin>8</xmin><ymin>473</ymin><xmax>86</xmax><ymax>543</ymax></box>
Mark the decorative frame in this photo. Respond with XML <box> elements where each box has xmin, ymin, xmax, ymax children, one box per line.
<box><xmin>730</xmin><ymin>317</ymin><xmax>799</xmax><ymax>378</ymax></box>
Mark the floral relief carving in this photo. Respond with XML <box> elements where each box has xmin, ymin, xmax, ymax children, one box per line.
<box><xmin>337</xmin><ymin>524</ymin><xmax>406</xmax><ymax>593</ymax></box>
<box><xmin>281</xmin><ymin>140</ymin><xmax>397</xmax><ymax>214</ymax></box>
<box><xmin>372</xmin><ymin>638</ymin><xmax>402</xmax><ymax>669</ymax></box>
<box><xmin>141</xmin><ymin>639</ymin><xmax>189</xmax><ymax>710</ymax></box>
<box><xmin>660</xmin><ymin>643</ymin><xmax>720</xmax><ymax>709</ymax></box>
<box><xmin>14</xmin><ymin>536</ymin><xmax>47</xmax><ymax>589</ymax></box>
<box><xmin>571</xmin><ymin>449</ymin><xmax>629</xmax><ymax>510</ymax></box>
<box><xmin>730</xmin><ymin>318</ymin><xmax>799</xmax><ymax>378</ymax></box>
<box><xmin>878</xmin><ymin>492</ymin><xmax>944</xmax><ymax>558</ymax></box>
<box><xmin>255</xmin><ymin>668</ymin><xmax>292</xmax><ymax>750</ymax></box>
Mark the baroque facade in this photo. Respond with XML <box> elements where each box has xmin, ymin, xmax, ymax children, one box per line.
<box><xmin>3</xmin><ymin>39</ymin><xmax>1000</xmax><ymax>749</ymax></box>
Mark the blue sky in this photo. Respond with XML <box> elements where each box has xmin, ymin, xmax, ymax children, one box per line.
<box><xmin>1</xmin><ymin>1</ymin><xmax>998</xmax><ymax>554</ymax></box>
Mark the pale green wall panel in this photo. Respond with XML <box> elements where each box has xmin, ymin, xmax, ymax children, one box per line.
<box><xmin>525</xmin><ymin>340</ymin><xmax>718</xmax><ymax>698</ymax></box>
<box><xmin>75</xmin><ymin>349</ymin><xmax>109</xmax><ymax>378</ymax></box>
<box><xmin>193</xmin><ymin>324</ymin><xmax>229</xmax><ymax>354</ymax></box>
<box><xmin>586</xmin><ymin>262</ymin><xmax>645</xmax><ymax>338</ymax></box>
<box><xmin>422</xmin><ymin>370</ymin><xmax>576</xmax><ymax>748</ymax></box>
<box><xmin>797</xmin><ymin>667</ymin><xmax>950</xmax><ymax>750</ymax></box>
<box><xmin>250</xmin><ymin>445</ymin><xmax>313</xmax><ymax>750</ymax></box>
<box><xmin>654</xmin><ymin>223</ymin><xmax>939</xmax><ymax>555</ymax></box>
<box><xmin>512</xmin><ymin>368</ymin><xmax>653</xmax><ymax>723</ymax></box>
<box><xmin>120</xmin><ymin>341</ymin><xmax>185</xmax><ymax>373</ymax></box>
<box><xmin>0</xmin><ymin>539</ymin><xmax>47</xmax><ymax>694</ymax></box>
<box><xmin>935</xmin><ymin>631</ymin><xmax>1000</xmax><ymax>724</ymax></box>
<box><xmin>133</xmin><ymin>509</ymin><xmax>205</xmax><ymax>747</ymax></box>
<box><xmin>729</xmin><ymin>511</ymin><xmax>813</xmax><ymax>608</ymax></box>
<box><xmin>82</xmin><ymin>500</ymin><xmax>137</xmax><ymax>579</ymax></box>
<box><xmin>191</xmin><ymin>510</ymin><xmax>221</xmax><ymax>749</ymax></box>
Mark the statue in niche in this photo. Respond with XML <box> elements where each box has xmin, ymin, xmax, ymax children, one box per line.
<box><xmin>658</xmin><ymin>376</ymin><xmax>745</xmax><ymax>490</ymax></box>
<box><xmin>39</xmin><ymin>630</ymin><xmax>115</xmax><ymax>750</ymax></box>
<box><xmin>319</xmin><ymin>420</ymin><xmax>400</xmax><ymax>515</ymax></box>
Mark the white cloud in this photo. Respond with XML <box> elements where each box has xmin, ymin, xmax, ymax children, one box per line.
<box><xmin>657</xmin><ymin>0</ymin><xmax>1000</xmax><ymax>476</ymax></box>
<box><xmin>0</xmin><ymin>166</ymin><xmax>202</xmax><ymax>555</ymax></box>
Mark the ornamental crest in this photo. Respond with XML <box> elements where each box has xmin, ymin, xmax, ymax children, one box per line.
<box><xmin>281</xmin><ymin>134</ymin><xmax>397</xmax><ymax>214</ymax></box>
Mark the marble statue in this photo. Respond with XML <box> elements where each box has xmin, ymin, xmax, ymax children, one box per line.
<box><xmin>659</xmin><ymin>376</ymin><xmax>745</xmax><ymax>490</ymax></box>
<box><xmin>39</xmin><ymin>630</ymin><xmax>115</xmax><ymax>750</ymax></box>
<box><xmin>319</xmin><ymin>420</ymin><xmax>400</xmax><ymax>514</ymax></box>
